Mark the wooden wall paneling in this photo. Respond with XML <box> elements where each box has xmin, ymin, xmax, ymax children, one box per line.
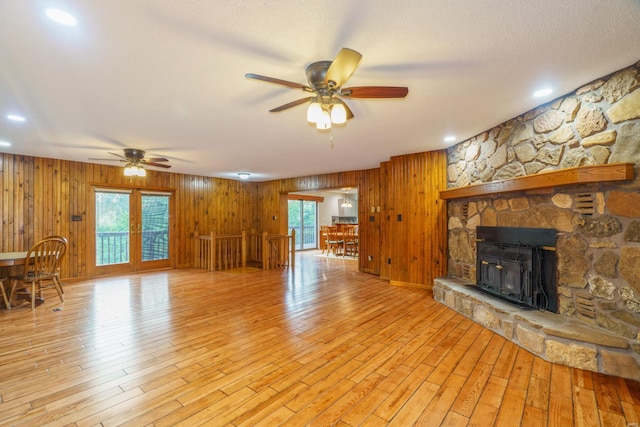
<box><xmin>0</xmin><ymin>154</ymin><xmax>4</xmax><ymax>251</ymax></box>
<box><xmin>69</xmin><ymin>160</ymin><xmax>87</xmax><ymax>278</ymax></box>
<box><xmin>358</xmin><ymin>167</ymin><xmax>380</xmax><ymax>274</ymax></box>
<box><xmin>382</xmin><ymin>150</ymin><xmax>447</xmax><ymax>288</ymax></box>
<box><xmin>5</xmin><ymin>154</ymin><xmax>14</xmax><ymax>250</ymax></box>
<box><xmin>13</xmin><ymin>156</ymin><xmax>23</xmax><ymax>249</ymax></box>
<box><xmin>7</xmin><ymin>155</ymin><xmax>18</xmax><ymax>250</ymax></box>
<box><xmin>0</xmin><ymin>149</ymin><xmax>446</xmax><ymax>286</ymax></box>
<box><xmin>379</xmin><ymin>161</ymin><xmax>391</xmax><ymax>280</ymax></box>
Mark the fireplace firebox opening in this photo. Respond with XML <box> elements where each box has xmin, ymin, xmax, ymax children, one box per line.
<box><xmin>476</xmin><ymin>226</ymin><xmax>557</xmax><ymax>312</ymax></box>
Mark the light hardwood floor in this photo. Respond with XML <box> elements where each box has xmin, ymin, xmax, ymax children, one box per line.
<box><xmin>1</xmin><ymin>252</ymin><xmax>639</xmax><ymax>426</ymax></box>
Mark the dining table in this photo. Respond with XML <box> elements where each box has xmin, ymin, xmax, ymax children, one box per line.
<box><xmin>0</xmin><ymin>251</ymin><xmax>28</xmax><ymax>309</ymax></box>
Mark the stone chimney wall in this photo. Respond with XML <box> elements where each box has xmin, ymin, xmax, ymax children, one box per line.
<box><xmin>445</xmin><ymin>60</ymin><xmax>640</xmax><ymax>341</ymax></box>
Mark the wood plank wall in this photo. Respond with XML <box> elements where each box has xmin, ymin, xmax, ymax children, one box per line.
<box><xmin>0</xmin><ymin>153</ymin><xmax>256</xmax><ymax>278</ymax></box>
<box><xmin>379</xmin><ymin>151</ymin><xmax>448</xmax><ymax>287</ymax></box>
<box><xmin>1</xmin><ymin>148</ymin><xmax>447</xmax><ymax>287</ymax></box>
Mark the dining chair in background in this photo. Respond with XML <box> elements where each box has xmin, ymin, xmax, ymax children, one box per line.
<box><xmin>344</xmin><ymin>227</ymin><xmax>359</xmax><ymax>257</ymax></box>
<box><xmin>326</xmin><ymin>228</ymin><xmax>345</xmax><ymax>257</ymax></box>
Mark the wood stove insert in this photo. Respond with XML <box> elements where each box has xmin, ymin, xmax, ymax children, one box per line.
<box><xmin>476</xmin><ymin>226</ymin><xmax>557</xmax><ymax>312</ymax></box>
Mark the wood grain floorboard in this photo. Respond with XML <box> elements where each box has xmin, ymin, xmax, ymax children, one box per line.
<box><xmin>0</xmin><ymin>251</ymin><xmax>638</xmax><ymax>426</ymax></box>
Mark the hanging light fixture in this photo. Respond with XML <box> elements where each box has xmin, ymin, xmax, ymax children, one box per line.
<box><xmin>340</xmin><ymin>192</ymin><xmax>352</xmax><ymax>208</ymax></box>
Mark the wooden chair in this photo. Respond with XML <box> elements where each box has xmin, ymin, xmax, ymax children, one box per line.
<box><xmin>344</xmin><ymin>227</ymin><xmax>359</xmax><ymax>257</ymax></box>
<box><xmin>326</xmin><ymin>227</ymin><xmax>344</xmax><ymax>257</ymax></box>
<box><xmin>0</xmin><ymin>277</ymin><xmax>10</xmax><ymax>309</ymax></box>
<box><xmin>320</xmin><ymin>225</ymin><xmax>330</xmax><ymax>254</ymax></box>
<box><xmin>9</xmin><ymin>236</ymin><xmax>67</xmax><ymax>310</ymax></box>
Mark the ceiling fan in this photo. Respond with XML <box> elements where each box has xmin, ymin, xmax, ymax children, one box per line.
<box><xmin>89</xmin><ymin>148</ymin><xmax>171</xmax><ymax>176</ymax></box>
<box><xmin>245</xmin><ymin>48</ymin><xmax>409</xmax><ymax>129</ymax></box>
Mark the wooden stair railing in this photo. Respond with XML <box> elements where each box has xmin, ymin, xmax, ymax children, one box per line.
<box><xmin>194</xmin><ymin>229</ymin><xmax>295</xmax><ymax>271</ymax></box>
<box><xmin>262</xmin><ymin>230</ymin><xmax>296</xmax><ymax>270</ymax></box>
<box><xmin>193</xmin><ymin>230</ymin><xmax>245</xmax><ymax>271</ymax></box>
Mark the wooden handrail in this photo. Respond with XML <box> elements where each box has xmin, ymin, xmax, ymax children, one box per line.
<box><xmin>194</xmin><ymin>229</ymin><xmax>295</xmax><ymax>271</ymax></box>
<box><xmin>439</xmin><ymin>163</ymin><xmax>635</xmax><ymax>200</ymax></box>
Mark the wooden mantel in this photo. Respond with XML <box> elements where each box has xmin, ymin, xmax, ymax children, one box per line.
<box><xmin>439</xmin><ymin>163</ymin><xmax>635</xmax><ymax>200</ymax></box>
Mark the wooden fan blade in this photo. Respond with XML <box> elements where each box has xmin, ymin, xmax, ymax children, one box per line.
<box><xmin>144</xmin><ymin>162</ymin><xmax>171</xmax><ymax>169</ymax></box>
<box><xmin>144</xmin><ymin>157</ymin><xmax>169</xmax><ymax>162</ymax></box>
<box><xmin>245</xmin><ymin>73</ymin><xmax>313</xmax><ymax>92</ymax></box>
<box><xmin>269</xmin><ymin>96</ymin><xmax>315</xmax><ymax>112</ymax></box>
<box><xmin>88</xmin><ymin>158</ymin><xmax>126</xmax><ymax>162</ymax></box>
<box><xmin>341</xmin><ymin>86</ymin><xmax>409</xmax><ymax>98</ymax></box>
<box><xmin>325</xmin><ymin>48</ymin><xmax>362</xmax><ymax>88</ymax></box>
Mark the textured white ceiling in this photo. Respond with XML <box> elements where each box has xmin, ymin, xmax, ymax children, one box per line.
<box><xmin>1</xmin><ymin>0</ymin><xmax>639</xmax><ymax>181</ymax></box>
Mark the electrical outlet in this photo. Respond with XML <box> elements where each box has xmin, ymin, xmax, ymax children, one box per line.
<box><xmin>368</xmin><ymin>255</ymin><xmax>373</xmax><ymax>261</ymax></box>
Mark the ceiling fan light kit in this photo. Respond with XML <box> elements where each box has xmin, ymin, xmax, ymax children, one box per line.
<box><xmin>246</xmin><ymin>47</ymin><xmax>408</xmax><ymax>130</ymax></box>
<box><xmin>330</xmin><ymin>101</ymin><xmax>347</xmax><ymax>124</ymax></box>
<box><xmin>88</xmin><ymin>148</ymin><xmax>171</xmax><ymax>176</ymax></box>
<box><xmin>123</xmin><ymin>164</ymin><xmax>146</xmax><ymax>177</ymax></box>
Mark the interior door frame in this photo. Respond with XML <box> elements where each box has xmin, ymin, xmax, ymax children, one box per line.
<box><xmin>88</xmin><ymin>184</ymin><xmax>175</xmax><ymax>278</ymax></box>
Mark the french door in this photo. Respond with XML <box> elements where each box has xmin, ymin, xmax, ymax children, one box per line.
<box><xmin>93</xmin><ymin>188</ymin><xmax>172</xmax><ymax>276</ymax></box>
<box><xmin>288</xmin><ymin>199</ymin><xmax>318</xmax><ymax>250</ymax></box>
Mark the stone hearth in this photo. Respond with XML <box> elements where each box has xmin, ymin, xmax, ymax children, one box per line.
<box><xmin>434</xmin><ymin>277</ymin><xmax>640</xmax><ymax>381</ymax></box>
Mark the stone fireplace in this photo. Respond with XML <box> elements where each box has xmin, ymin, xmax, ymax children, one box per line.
<box><xmin>433</xmin><ymin>60</ymin><xmax>640</xmax><ymax>381</ymax></box>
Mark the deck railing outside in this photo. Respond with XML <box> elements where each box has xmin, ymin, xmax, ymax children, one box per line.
<box><xmin>96</xmin><ymin>232</ymin><xmax>129</xmax><ymax>265</ymax></box>
<box><xmin>96</xmin><ymin>231</ymin><xmax>169</xmax><ymax>265</ymax></box>
<box><xmin>290</xmin><ymin>225</ymin><xmax>317</xmax><ymax>250</ymax></box>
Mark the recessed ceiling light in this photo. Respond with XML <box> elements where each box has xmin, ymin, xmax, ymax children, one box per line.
<box><xmin>6</xmin><ymin>114</ymin><xmax>26</xmax><ymax>122</ymax></box>
<box><xmin>444</xmin><ymin>135</ymin><xmax>456</xmax><ymax>143</ymax></box>
<box><xmin>533</xmin><ymin>88</ymin><xmax>553</xmax><ymax>98</ymax></box>
<box><xmin>238</xmin><ymin>172</ymin><xmax>251</xmax><ymax>180</ymax></box>
<box><xmin>0</xmin><ymin>141</ymin><xmax>12</xmax><ymax>147</ymax></box>
<box><xmin>45</xmin><ymin>8</ymin><xmax>78</xmax><ymax>26</ymax></box>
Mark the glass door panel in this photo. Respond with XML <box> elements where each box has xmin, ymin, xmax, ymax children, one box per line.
<box><xmin>288</xmin><ymin>199</ymin><xmax>318</xmax><ymax>250</ymax></box>
<box><xmin>302</xmin><ymin>200</ymin><xmax>318</xmax><ymax>250</ymax></box>
<box><xmin>95</xmin><ymin>190</ymin><xmax>133</xmax><ymax>275</ymax></box>
<box><xmin>138</xmin><ymin>193</ymin><xmax>171</xmax><ymax>270</ymax></box>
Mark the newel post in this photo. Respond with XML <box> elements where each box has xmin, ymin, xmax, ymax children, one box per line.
<box><xmin>241</xmin><ymin>229</ymin><xmax>247</xmax><ymax>267</ymax></box>
<box><xmin>262</xmin><ymin>231</ymin><xmax>269</xmax><ymax>270</ymax></box>
<box><xmin>193</xmin><ymin>230</ymin><xmax>200</xmax><ymax>268</ymax></box>
<box><xmin>210</xmin><ymin>230</ymin><xmax>217</xmax><ymax>272</ymax></box>
<box><xmin>290</xmin><ymin>229</ymin><xmax>296</xmax><ymax>269</ymax></box>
